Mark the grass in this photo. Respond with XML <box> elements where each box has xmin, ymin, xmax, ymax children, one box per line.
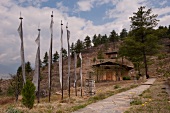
<box><xmin>125</xmin><ymin>77</ymin><xmax>170</xmax><ymax>113</ymax></box>
<box><xmin>130</xmin><ymin>98</ymin><xmax>142</xmax><ymax>105</ymax></box>
<box><xmin>69</xmin><ymin>104</ymin><xmax>87</xmax><ymax>112</ymax></box>
<box><xmin>6</xmin><ymin>106</ymin><xmax>23</xmax><ymax>113</ymax></box>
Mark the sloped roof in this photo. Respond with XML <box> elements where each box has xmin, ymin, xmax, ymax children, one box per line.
<box><xmin>92</xmin><ymin>61</ymin><xmax>133</xmax><ymax>70</ymax></box>
<box><xmin>105</xmin><ymin>51</ymin><xmax>118</xmax><ymax>55</ymax></box>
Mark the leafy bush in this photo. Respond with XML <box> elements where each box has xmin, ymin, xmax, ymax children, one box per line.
<box><xmin>21</xmin><ymin>80</ymin><xmax>35</xmax><ymax>109</ymax></box>
<box><xmin>123</xmin><ymin>76</ymin><xmax>131</xmax><ymax>80</ymax></box>
<box><xmin>6</xmin><ymin>106</ymin><xmax>22</xmax><ymax>113</ymax></box>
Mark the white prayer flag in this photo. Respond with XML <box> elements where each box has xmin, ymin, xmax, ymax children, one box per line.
<box><xmin>79</xmin><ymin>53</ymin><xmax>82</xmax><ymax>60</ymax></box>
<box><xmin>79</xmin><ymin>53</ymin><xmax>82</xmax><ymax>85</ymax></box>
<box><xmin>18</xmin><ymin>21</ymin><xmax>26</xmax><ymax>83</ymax></box>
<box><xmin>67</xmin><ymin>30</ymin><xmax>70</xmax><ymax>41</ymax></box>
<box><xmin>33</xmin><ymin>47</ymin><xmax>39</xmax><ymax>91</ymax></box>
<box><xmin>79</xmin><ymin>52</ymin><xmax>83</xmax><ymax>96</ymax></box>
<box><xmin>48</xmin><ymin>38</ymin><xmax>52</xmax><ymax>89</ymax></box>
<box><xmin>67</xmin><ymin>29</ymin><xmax>71</xmax><ymax>88</ymax></box>
<box><xmin>33</xmin><ymin>31</ymin><xmax>40</xmax><ymax>91</ymax></box>
<box><xmin>74</xmin><ymin>52</ymin><xmax>77</xmax><ymax>87</ymax></box>
<box><xmin>17</xmin><ymin>23</ymin><xmax>22</xmax><ymax>40</ymax></box>
<box><xmin>50</xmin><ymin>18</ymin><xmax>54</xmax><ymax>34</ymax></box>
<box><xmin>59</xmin><ymin>21</ymin><xmax>63</xmax><ymax>89</ymax></box>
<box><xmin>59</xmin><ymin>51</ymin><xmax>62</xmax><ymax>88</ymax></box>
<box><xmin>48</xmin><ymin>13</ymin><xmax>54</xmax><ymax>91</ymax></box>
<box><xmin>35</xmin><ymin>32</ymin><xmax>40</xmax><ymax>47</ymax></box>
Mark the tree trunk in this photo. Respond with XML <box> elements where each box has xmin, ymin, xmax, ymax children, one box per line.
<box><xmin>143</xmin><ymin>47</ymin><xmax>149</xmax><ymax>79</ymax></box>
<box><xmin>142</xmin><ymin>29</ymin><xmax>149</xmax><ymax>79</ymax></box>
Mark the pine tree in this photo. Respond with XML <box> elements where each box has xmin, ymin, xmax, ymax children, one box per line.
<box><xmin>92</xmin><ymin>34</ymin><xmax>99</xmax><ymax>47</ymax></box>
<box><xmin>84</xmin><ymin>35</ymin><xmax>91</xmax><ymax>49</ymax></box>
<box><xmin>75</xmin><ymin>39</ymin><xmax>84</xmax><ymax>53</ymax></box>
<box><xmin>70</xmin><ymin>42</ymin><xmax>75</xmax><ymax>57</ymax></box>
<box><xmin>42</xmin><ymin>52</ymin><xmax>48</xmax><ymax>66</ymax></box>
<box><xmin>109</xmin><ymin>30</ymin><xmax>118</xmax><ymax>42</ymax></box>
<box><xmin>53</xmin><ymin>51</ymin><xmax>59</xmax><ymax>62</ymax></box>
<box><xmin>62</xmin><ymin>48</ymin><xmax>67</xmax><ymax>58</ymax></box>
<box><xmin>120</xmin><ymin>28</ymin><xmax>128</xmax><ymax>40</ymax></box>
<box><xmin>21</xmin><ymin>80</ymin><xmax>35</xmax><ymax>109</ymax></box>
<box><xmin>119</xmin><ymin>6</ymin><xmax>159</xmax><ymax>79</ymax></box>
<box><xmin>101</xmin><ymin>34</ymin><xmax>108</xmax><ymax>44</ymax></box>
<box><xmin>109</xmin><ymin>30</ymin><xmax>118</xmax><ymax>49</ymax></box>
<box><xmin>25</xmin><ymin>61</ymin><xmax>32</xmax><ymax>73</ymax></box>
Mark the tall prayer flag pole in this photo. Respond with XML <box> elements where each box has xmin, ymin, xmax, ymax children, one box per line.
<box><xmin>48</xmin><ymin>11</ymin><xmax>53</xmax><ymax>102</ymax></box>
<box><xmin>18</xmin><ymin>13</ymin><xmax>26</xmax><ymax>84</ymax></box>
<box><xmin>37</xmin><ymin>28</ymin><xmax>40</xmax><ymax>103</ymax></box>
<box><xmin>61</xmin><ymin>20</ymin><xmax>64</xmax><ymax>100</ymax></box>
<box><xmin>66</xmin><ymin>23</ymin><xmax>71</xmax><ymax>97</ymax></box>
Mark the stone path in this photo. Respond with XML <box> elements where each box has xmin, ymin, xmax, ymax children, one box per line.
<box><xmin>72</xmin><ymin>78</ymin><xmax>156</xmax><ymax>113</ymax></box>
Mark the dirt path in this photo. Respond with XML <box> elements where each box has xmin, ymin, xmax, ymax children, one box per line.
<box><xmin>72</xmin><ymin>78</ymin><xmax>156</xmax><ymax>113</ymax></box>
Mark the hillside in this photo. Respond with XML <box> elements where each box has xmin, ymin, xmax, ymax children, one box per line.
<box><xmin>39</xmin><ymin>42</ymin><xmax>119</xmax><ymax>94</ymax></box>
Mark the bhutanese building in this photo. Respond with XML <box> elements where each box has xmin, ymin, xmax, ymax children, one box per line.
<box><xmin>92</xmin><ymin>51</ymin><xmax>134</xmax><ymax>82</ymax></box>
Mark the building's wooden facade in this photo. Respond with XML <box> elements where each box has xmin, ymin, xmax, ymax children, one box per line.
<box><xmin>92</xmin><ymin>51</ymin><xmax>134</xmax><ymax>82</ymax></box>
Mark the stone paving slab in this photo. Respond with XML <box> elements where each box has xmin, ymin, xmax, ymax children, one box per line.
<box><xmin>72</xmin><ymin>78</ymin><xmax>156</xmax><ymax>113</ymax></box>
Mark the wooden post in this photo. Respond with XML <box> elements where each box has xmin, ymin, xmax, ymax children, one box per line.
<box><xmin>37</xmin><ymin>28</ymin><xmax>40</xmax><ymax>103</ymax></box>
<box><xmin>61</xmin><ymin>20</ymin><xmax>64</xmax><ymax>100</ymax></box>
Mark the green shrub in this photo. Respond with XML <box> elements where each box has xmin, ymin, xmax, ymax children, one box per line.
<box><xmin>123</xmin><ymin>76</ymin><xmax>131</xmax><ymax>80</ymax></box>
<box><xmin>6</xmin><ymin>106</ymin><xmax>22</xmax><ymax>113</ymax></box>
<box><xmin>21</xmin><ymin>80</ymin><xmax>35</xmax><ymax>109</ymax></box>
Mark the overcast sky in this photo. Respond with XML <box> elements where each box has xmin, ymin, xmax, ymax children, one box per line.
<box><xmin>0</xmin><ymin>0</ymin><xmax>170</xmax><ymax>76</ymax></box>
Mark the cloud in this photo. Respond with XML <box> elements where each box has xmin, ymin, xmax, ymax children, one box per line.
<box><xmin>14</xmin><ymin>0</ymin><xmax>48</xmax><ymax>7</ymax></box>
<box><xmin>152</xmin><ymin>7</ymin><xmax>170</xmax><ymax>17</ymax></box>
<box><xmin>76</xmin><ymin>0</ymin><xmax>94</xmax><ymax>11</ymax></box>
<box><xmin>0</xmin><ymin>53</ymin><xmax>7</xmax><ymax>60</ymax></box>
<box><xmin>56</xmin><ymin>2</ymin><xmax>69</xmax><ymax>13</ymax></box>
<box><xmin>159</xmin><ymin>0</ymin><xmax>167</xmax><ymax>6</ymax></box>
<box><xmin>158</xmin><ymin>15</ymin><xmax>170</xmax><ymax>26</ymax></box>
<box><xmin>105</xmin><ymin>0</ymin><xmax>147</xmax><ymax>19</ymax></box>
